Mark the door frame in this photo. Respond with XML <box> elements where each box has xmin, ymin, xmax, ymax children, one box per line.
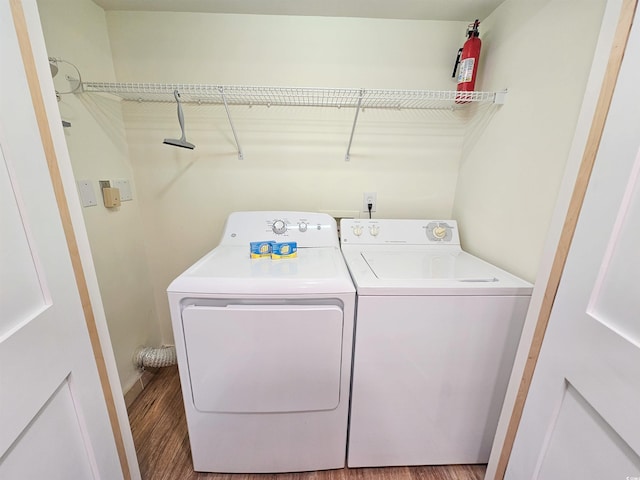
<box><xmin>492</xmin><ymin>0</ymin><xmax>638</xmax><ymax>478</ymax></box>
<box><xmin>12</xmin><ymin>0</ymin><xmax>638</xmax><ymax>478</ymax></box>
<box><xmin>9</xmin><ymin>0</ymin><xmax>139</xmax><ymax>478</ymax></box>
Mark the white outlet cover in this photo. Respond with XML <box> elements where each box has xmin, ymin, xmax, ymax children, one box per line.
<box><xmin>362</xmin><ymin>192</ymin><xmax>377</xmax><ymax>212</ymax></box>
<box><xmin>76</xmin><ymin>180</ymin><xmax>97</xmax><ymax>207</ymax></box>
<box><xmin>112</xmin><ymin>179</ymin><xmax>133</xmax><ymax>201</ymax></box>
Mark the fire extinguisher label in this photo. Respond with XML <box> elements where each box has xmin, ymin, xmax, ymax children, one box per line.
<box><xmin>458</xmin><ymin>57</ymin><xmax>475</xmax><ymax>83</ymax></box>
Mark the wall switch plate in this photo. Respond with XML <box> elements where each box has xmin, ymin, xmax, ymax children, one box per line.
<box><xmin>76</xmin><ymin>180</ymin><xmax>97</xmax><ymax>207</ymax></box>
<box><xmin>112</xmin><ymin>179</ymin><xmax>132</xmax><ymax>201</ymax></box>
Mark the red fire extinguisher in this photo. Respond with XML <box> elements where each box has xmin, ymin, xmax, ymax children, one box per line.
<box><xmin>453</xmin><ymin>19</ymin><xmax>481</xmax><ymax>103</ymax></box>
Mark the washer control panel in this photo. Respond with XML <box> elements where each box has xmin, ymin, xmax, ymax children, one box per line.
<box><xmin>340</xmin><ymin>219</ymin><xmax>460</xmax><ymax>246</ymax></box>
<box><xmin>425</xmin><ymin>221</ymin><xmax>455</xmax><ymax>242</ymax></box>
<box><xmin>221</xmin><ymin>211</ymin><xmax>339</xmax><ymax>247</ymax></box>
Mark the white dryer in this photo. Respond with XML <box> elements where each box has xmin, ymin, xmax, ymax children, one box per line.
<box><xmin>340</xmin><ymin>219</ymin><xmax>532</xmax><ymax>467</ymax></box>
<box><xmin>167</xmin><ymin>212</ymin><xmax>355</xmax><ymax>473</ymax></box>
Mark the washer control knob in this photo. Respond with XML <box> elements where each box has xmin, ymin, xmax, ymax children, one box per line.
<box><xmin>272</xmin><ymin>219</ymin><xmax>287</xmax><ymax>234</ymax></box>
<box><xmin>433</xmin><ymin>226</ymin><xmax>447</xmax><ymax>239</ymax></box>
<box><xmin>369</xmin><ymin>225</ymin><xmax>380</xmax><ymax>236</ymax></box>
<box><xmin>298</xmin><ymin>222</ymin><xmax>308</xmax><ymax>232</ymax></box>
<box><xmin>352</xmin><ymin>225</ymin><xmax>363</xmax><ymax>236</ymax></box>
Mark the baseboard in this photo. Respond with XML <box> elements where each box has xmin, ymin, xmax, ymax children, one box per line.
<box><xmin>124</xmin><ymin>368</ymin><xmax>159</xmax><ymax>408</ymax></box>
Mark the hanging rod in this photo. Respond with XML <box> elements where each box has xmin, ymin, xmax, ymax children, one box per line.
<box><xmin>82</xmin><ymin>82</ymin><xmax>505</xmax><ymax>110</ymax></box>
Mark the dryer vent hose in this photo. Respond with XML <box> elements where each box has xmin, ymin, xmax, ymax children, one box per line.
<box><xmin>134</xmin><ymin>345</ymin><xmax>177</xmax><ymax>369</ymax></box>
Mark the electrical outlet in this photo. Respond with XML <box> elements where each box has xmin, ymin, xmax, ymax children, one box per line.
<box><xmin>362</xmin><ymin>192</ymin><xmax>377</xmax><ymax>213</ymax></box>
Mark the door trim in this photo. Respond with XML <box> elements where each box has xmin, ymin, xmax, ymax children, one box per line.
<box><xmin>494</xmin><ymin>0</ymin><xmax>639</xmax><ymax>478</ymax></box>
<box><xmin>9</xmin><ymin>1</ymin><xmax>131</xmax><ymax>478</ymax></box>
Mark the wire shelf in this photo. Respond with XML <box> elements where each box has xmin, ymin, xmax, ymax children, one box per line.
<box><xmin>80</xmin><ymin>82</ymin><xmax>505</xmax><ymax>161</ymax></box>
<box><xmin>82</xmin><ymin>82</ymin><xmax>503</xmax><ymax>110</ymax></box>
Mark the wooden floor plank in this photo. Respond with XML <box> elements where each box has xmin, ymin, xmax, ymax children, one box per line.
<box><xmin>127</xmin><ymin>366</ymin><xmax>485</xmax><ymax>480</ymax></box>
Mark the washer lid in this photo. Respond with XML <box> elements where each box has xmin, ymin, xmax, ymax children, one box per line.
<box><xmin>342</xmin><ymin>247</ymin><xmax>532</xmax><ymax>295</ymax></box>
<box><xmin>168</xmin><ymin>246</ymin><xmax>355</xmax><ymax>295</ymax></box>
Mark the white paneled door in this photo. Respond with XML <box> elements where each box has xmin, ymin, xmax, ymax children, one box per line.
<box><xmin>0</xmin><ymin>0</ymin><xmax>125</xmax><ymax>478</ymax></box>
<box><xmin>506</xmin><ymin>3</ymin><xmax>640</xmax><ymax>478</ymax></box>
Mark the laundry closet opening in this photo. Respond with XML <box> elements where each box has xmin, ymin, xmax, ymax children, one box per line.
<box><xmin>35</xmin><ymin>0</ymin><xmax>611</xmax><ymax>476</ymax></box>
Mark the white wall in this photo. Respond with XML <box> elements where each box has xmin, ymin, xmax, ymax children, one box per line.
<box><xmin>36</xmin><ymin>0</ymin><xmax>161</xmax><ymax>393</ymax></box>
<box><xmin>37</xmin><ymin>0</ymin><xmax>609</xmax><ymax>375</ymax></box>
<box><xmin>452</xmin><ymin>0</ymin><xmax>608</xmax><ymax>282</ymax></box>
<box><xmin>104</xmin><ymin>12</ymin><xmax>469</xmax><ymax>341</ymax></box>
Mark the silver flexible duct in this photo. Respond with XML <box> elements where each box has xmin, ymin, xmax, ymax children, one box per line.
<box><xmin>134</xmin><ymin>345</ymin><xmax>177</xmax><ymax>369</ymax></box>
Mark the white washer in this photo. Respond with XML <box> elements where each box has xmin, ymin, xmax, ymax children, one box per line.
<box><xmin>340</xmin><ymin>219</ymin><xmax>532</xmax><ymax>467</ymax></box>
<box><xmin>168</xmin><ymin>212</ymin><xmax>355</xmax><ymax>473</ymax></box>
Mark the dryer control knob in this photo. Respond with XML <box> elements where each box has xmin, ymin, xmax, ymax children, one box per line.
<box><xmin>433</xmin><ymin>226</ymin><xmax>447</xmax><ymax>239</ymax></box>
<box><xmin>369</xmin><ymin>225</ymin><xmax>380</xmax><ymax>236</ymax></box>
<box><xmin>352</xmin><ymin>225</ymin><xmax>363</xmax><ymax>236</ymax></box>
<box><xmin>272</xmin><ymin>219</ymin><xmax>287</xmax><ymax>234</ymax></box>
<box><xmin>298</xmin><ymin>222</ymin><xmax>308</xmax><ymax>232</ymax></box>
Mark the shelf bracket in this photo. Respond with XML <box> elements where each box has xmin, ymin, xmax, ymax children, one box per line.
<box><xmin>345</xmin><ymin>89</ymin><xmax>364</xmax><ymax>161</ymax></box>
<box><xmin>219</xmin><ymin>86</ymin><xmax>244</xmax><ymax>160</ymax></box>
<box><xmin>494</xmin><ymin>89</ymin><xmax>508</xmax><ymax>105</ymax></box>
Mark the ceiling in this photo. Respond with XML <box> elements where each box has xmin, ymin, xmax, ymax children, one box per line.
<box><xmin>91</xmin><ymin>0</ymin><xmax>506</xmax><ymax>22</ymax></box>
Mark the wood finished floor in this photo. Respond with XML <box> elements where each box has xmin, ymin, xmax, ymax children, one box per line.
<box><xmin>127</xmin><ymin>366</ymin><xmax>486</xmax><ymax>480</ymax></box>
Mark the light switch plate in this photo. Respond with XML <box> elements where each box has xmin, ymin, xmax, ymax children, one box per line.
<box><xmin>76</xmin><ymin>180</ymin><xmax>97</xmax><ymax>207</ymax></box>
<box><xmin>112</xmin><ymin>179</ymin><xmax>132</xmax><ymax>201</ymax></box>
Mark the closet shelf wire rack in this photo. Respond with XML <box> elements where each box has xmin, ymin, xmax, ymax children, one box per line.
<box><xmin>82</xmin><ymin>82</ymin><xmax>503</xmax><ymax>109</ymax></box>
<box><xmin>81</xmin><ymin>82</ymin><xmax>506</xmax><ymax>159</ymax></box>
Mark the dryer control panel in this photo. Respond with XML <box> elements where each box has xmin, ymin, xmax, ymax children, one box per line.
<box><xmin>340</xmin><ymin>219</ymin><xmax>460</xmax><ymax>246</ymax></box>
<box><xmin>221</xmin><ymin>211</ymin><xmax>340</xmax><ymax>248</ymax></box>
